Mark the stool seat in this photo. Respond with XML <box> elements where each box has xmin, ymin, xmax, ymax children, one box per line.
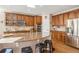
<box><xmin>21</xmin><ymin>46</ymin><xmax>33</xmax><ymax>53</ymax></box>
<box><xmin>0</xmin><ymin>48</ymin><xmax>13</xmax><ymax>53</ymax></box>
<box><xmin>35</xmin><ymin>43</ymin><xmax>46</xmax><ymax>53</ymax></box>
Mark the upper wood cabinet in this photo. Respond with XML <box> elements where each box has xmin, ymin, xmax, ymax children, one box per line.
<box><xmin>34</xmin><ymin>16</ymin><xmax>42</xmax><ymax>25</ymax></box>
<box><xmin>28</xmin><ymin>16</ymin><xmax>34</xmax><ymax>26</ymax></box>
<box><xmin>55</xmin><ymin>15</ymin><xmax>59</xmax><ymax>26</ymax></box>
<box><xmin>23</xmin><ymin>15</ymin><xmax>28</xmax><ymax>26</ymax></box>
<box><xmin>6</xmin><ymin>13</ymin><xmax>17</xmax><ymax>26</ymax></box>
<box><xmin>16</xmin><ymin>14</ymin><xmax>22</xmax><ymax>20</ymax></box>
<box><xmin>52</xmin><ymin>15</ymin><xmax>59</xmax><ymax>26</ymax></box>
<box><xmin>6</xmin><ymin>13</ymin><xmax>34</xmax><ymax>26</ymax></box>
<box><xmin>58</xmin><ymin>14</ymin><xmax>64</xmax><ymax>25</ymax></box>
<box><xmin>36</xmin><ymin>16</ymin><xmax>42</xmax><ymax>25</ymax></box>
<box><xmin>75</xmin><ymin>9</ymin><xmax>79</xmax><ymax>18</ymax></box>
<box><xmin>52</xmin><ymin>16</ymin><xmax>56</xmax><ymax>25</ymax></box>
<box><xmin>63</xmin><ymin>13</ymin><xmax>69</xmax><ymax>25</ymax></box>
<box><xmin>69</xmin><ymin>11</ymin><xmax>76</xmax><ymax>19</ymax></box>
<box><xmin>52</xmin><ymin>15</ymin><xmax>64</xmax><ymax>26</ymax></box>
<box><xmin>34</xmin><ymin>16</ymin><xmax>37</xmax><ymax>25</ymax></box>
<box><xmin>23</xmin><ymin>15</ymin><xmax>34</xmax><ymax>26</ymax></box>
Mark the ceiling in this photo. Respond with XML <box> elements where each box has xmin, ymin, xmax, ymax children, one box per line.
<box><xmin>0</xmin><ymin>5</ymin><xmax>79</xmax><ymax>15</ymax></box>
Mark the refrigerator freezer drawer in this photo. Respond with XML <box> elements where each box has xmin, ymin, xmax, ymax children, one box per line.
<box><xmin>65</xmin><ymin>36</ymin><xmax>79</xmax><ymax>48</ymax></box>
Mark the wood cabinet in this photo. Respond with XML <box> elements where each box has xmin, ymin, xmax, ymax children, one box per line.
<box><xmin>6</xmin><ymin>13</ymin><xmax>34</xmax><ymax>26</ymax></box>
<box><xmin>37</xmin><ymin>16</ymin><xmax>42</xmax><ymax>25</ymax></box>
<box><xmin>52</xmin><ymin>16</ymin><xmax>59</xmax><ymax>26</ymax></box>
<box><xmin>51</xmin><ymin>31</ymin><xmax>66</xmax><ymax>43</ymax></box>
<box><xmin>69</xmin><ymin>11</ymin><xmax>76</xmax><ymax>19</ymax></box>
<box><xmin>51</xmin><ymin>31</ymin><xmax>57</xmax><ymax>41</ymax></box>
<box><xmin>28</xmin><ymin>16</ymin><xmax>34</xmax><ymax>26</ymax></box>
<box><xmin>52</xmin><ymin>15</ymin><xmax>64</xmax><ymax>26</ymax></box>
<box><xmin>34</xmin><ymin>16</ymin><xmax>42</xmax><ymax>25</ymax></box>
<box><xmin>55</xmin><ymin>15</ymin><xmax>59</xmax><ymax>25</ymax></box>
<box><xmin>16</xmin><ymin>14</ymin><xmax>22</xmax><ymax>20</ymax></box>
<box><xmin>58</xmin><ymin>14</ymin><xmax>64</xmax><ymax>25</ymax></box>
<box><xmin>61</xmin><ymin>32</ymin><xmax>66</xmax><ymax>42</ymax></box>
<box><xmin>52</xmin><ymin>16</ymin><xmax>56</xmax><ymax>25</ymax></box>
<box><xmin>16</xmin><ymin>14</ymin><xmax>34</xmax><ymax>26</ymax></box>
<box><xmin>63</xmin><ymin>13</ymin><xmax>69</xmax><ymax>25</ymax></box>
<box><xmin>52</xmin><ymin>10</ymin><xmax>79</xmax><ymax>26</ymax></box>
<box><xmin>51</xmin><ymin>9</ymin><xmax>79</xmax><ymax>43</ymax></box>
<box><xmin>75</xmin><ymin>9</ymin><xmax>79</xmax><ymax>18</ymax></box>
<box><xmin>6</xmin><ymin>13</ymin><xmax>17</xmax><ymax>26</ymax></box>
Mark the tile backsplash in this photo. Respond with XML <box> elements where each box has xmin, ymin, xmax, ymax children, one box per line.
<box><xmin>5</xmin><ymin>26</ymin><xmax>33</xmax><ymax>32</ymax></box>
<box><xmin>51</xmin><ymin>26</ymin><xmax>66</xmax><ymax>32</ymax></box>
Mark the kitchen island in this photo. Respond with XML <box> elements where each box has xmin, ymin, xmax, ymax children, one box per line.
<box><xmin>0</xmin><ymin>32</ymin><xmax>50</xmax><ymax>53</ymax></box>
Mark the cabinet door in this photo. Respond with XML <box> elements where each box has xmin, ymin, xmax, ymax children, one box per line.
<box><xmin>27</xmin><ymin>16</ymin><xmax>31</xmax><ymax>26</ymax></box>
<box><xmin>24</xmin><ymin>15</ymin><xmax>29</xmax><ymax>26</ymax></box>
<box><xmin>51</xmin><ymin>31</ymin><xmax>54</xmax><ymax>40</ymax></box>
<box><xmin>6</xmin><ymin>13</ymin><xmax>11</xmax><ymax>25</ymax></box>
<box><xmin>57</xmin><ymin>32</ymin><xmax>61</xmax><ymax>41</ymax></box>
<box><xmin>69</xmin><ymin>11</ymin><xmax>76</xmax><ymax>19</ymax></box>
<box><xmin>34</xmin><ymin>16</ymin><xmax>37</xmax><ymax>25</ymax></box>
<box><xmin>36</xmin><ymin>16</ymin><xmax>42</xmax><ymax>25</ymax></box>
<box><xmin>55</xmin><ymin>15</ymin><xmax>59</xmax><ymax>25</ymax></box>
<box><xmin>52</xmin><ymin>31</ymin><xmax>56</xmax><ymax>41</ymax></box>
<box><xmin>61</xmin><ymin>32</ymin><xmax>66</xmax><ymax>43</ymax></box>
<box><xmin>27</xmin><ymin>16</ymin><xmax>34</xmax><ymax>26</ymax></box>
<box><xmin>52</xmin><ymin>31</ymin><xmax>66</xmax><ymax>43</ymax></box>
<box><xmin>75</xmin><ymin>9</ymin><xmax>79</xmax><ymax>18</ymax></box>
<box><xmin>16</xmin><ymin>14</ymin><xmax>22</xmax><ymax>20</ymax></box>
<box><xmin>52</xmin><ymin>16</ymin><xmax>56</xmax><ymax>25</ymax></box>
<box><xmin>6</xmin><ymin>13</ymin><xmax>16</xmax><ymax>26</ymax></box>
<box><xmin>63</xmin><ymin>13</ymin><xmax>69</xmax><ymax>25</ymax></box>
<box><xmin>30</xmin><ymin>16</ymin><xmax>34</xmax><ymax>26</ymax></box>
<box><xmin>21</xmin><ymin>15</ymin><xmax>25</xmax><ymax>21</ymax></box>
<box><xmin>16</xmin><ymin>14</ymin><xmax>23</xmax><ymax>26</ymax></box>
<box><xmin>58</xmin><ymin>14</ymin><xmax>64</xmax><ymax>25</ymax></box>
<box><xmin>52</xmin><ymin>16</ymin><xmax>59</xmax><ymax>25</ymax></box>
<box><xmin>21</xmin><ymin>15</ymin><xmax>27</xmax><ymax>26</ymax></box>
<box><xmin>53</xmin><ymin>31</ymin><xmax>58</xmax><ymax>41</ymax></box>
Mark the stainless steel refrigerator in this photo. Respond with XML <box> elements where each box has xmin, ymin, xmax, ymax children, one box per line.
<box><xmin>66</xmin><ymin>18</ymin><xmax>79</xmax><ymax>48</ymax></box>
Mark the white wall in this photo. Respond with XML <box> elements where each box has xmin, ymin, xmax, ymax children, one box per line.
<box><xmin>0</xmin><ymin>8</ymin><xmax>5</xmax><ymax>38</ymax></box>
<box><xmin>42</xmin><ymin>14</ymin><xmax>51</xmax><ymax>37</ymax></box>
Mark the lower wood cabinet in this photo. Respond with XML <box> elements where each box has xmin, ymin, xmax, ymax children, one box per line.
<box><xmin>51</xmin><ymin>31</ymin><xmax>66</xmax><ymax>43</ymax></box>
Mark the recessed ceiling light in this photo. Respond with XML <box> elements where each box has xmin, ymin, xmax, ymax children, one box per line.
<box><xmin>27</xmin><ymin>5</ymin><xmax>36</xmax><ymax>8</ymax></box>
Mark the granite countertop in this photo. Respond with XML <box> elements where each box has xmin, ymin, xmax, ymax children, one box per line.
<box><xmin>16</xmin><ymin>35</ymin><xmax>50</xmax><ymax>42</ymax></box>
<box><xmin>0</xmin><ymin>37</ymin><xmax>23</xmax><ymax>43</ymax></box>
<box><xmin>51</xmin><ymin>26</ymin><xmax>66</xmax><ymax>32</ymax></box>
<box><xmin>0</xmin><ymin>32</ymin><xmax>50</xmax><ymax>43</ymax></box>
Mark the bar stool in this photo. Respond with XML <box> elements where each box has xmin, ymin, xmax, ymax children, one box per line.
<box><xmin>21</xmin><ymin>46</ymin><xmax>33</xmax><ymax>53</ymax></box>
<box><xmin>35</xmin><ymin>43</ymin><xmax>45</xmax><ymax>53</ymax></box>
<box><xmin>0</xmin><ymin>48</ymin><xmax>13</xmax><ymax>53</ymax></box>
<box><xmin>43</xmin><ymin>40</ymin><xmax>54</xmax><ymax>53</ymax></box>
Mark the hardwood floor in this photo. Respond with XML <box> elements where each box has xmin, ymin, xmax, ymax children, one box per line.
<box><xmin>52</xmin><ymin>40</ymin><xmax>79</xmax><ymax>53</ymax></box>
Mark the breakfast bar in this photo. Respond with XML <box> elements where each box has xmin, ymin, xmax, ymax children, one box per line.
<box><xmin>0</xmin><ymin>32</ymin><xmax>50</xmax><ymax>53</ymax></box>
